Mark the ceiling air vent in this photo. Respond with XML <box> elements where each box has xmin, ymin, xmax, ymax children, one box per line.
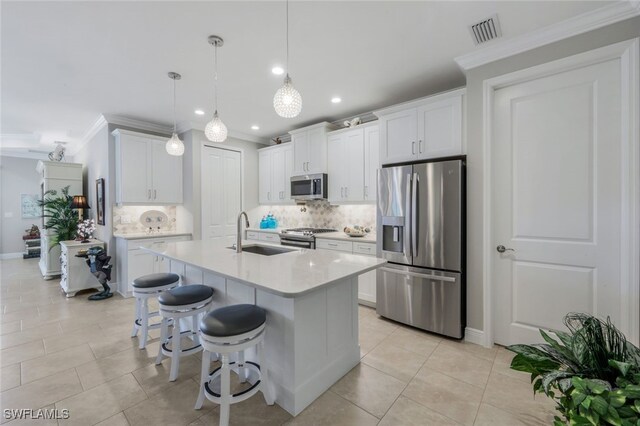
<box><xmin>469</xmin><ymin>14</ymin><xmax>502</xmax><ymax>45</ymax></box>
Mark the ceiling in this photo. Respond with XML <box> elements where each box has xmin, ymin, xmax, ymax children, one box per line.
<box><xmin>1</xmin><ymin>0</ymin><xmax>612</xmax><ymax>154</ymax></box>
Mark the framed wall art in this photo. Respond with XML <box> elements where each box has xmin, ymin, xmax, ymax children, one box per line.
<box><xmin>96</xmin><ymin>178</ymin><xmax>105</xmax><ymax>225</ymax></box>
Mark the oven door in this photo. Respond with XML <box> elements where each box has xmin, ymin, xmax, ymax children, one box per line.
<box><xmin>280</xmin><ymin>237</ymin><xmax>313</xmax><ymax>249</ymax></box>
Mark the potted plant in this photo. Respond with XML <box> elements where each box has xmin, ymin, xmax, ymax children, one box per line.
<box><xmin>508</xmin><ymin>313</ymin><xmax>640</xmax><ymax>425</ymax></box>
<box><xmin>38</xmin><ymin>186</ymin><xmax>80</xmax><ymax>250</ymax></box>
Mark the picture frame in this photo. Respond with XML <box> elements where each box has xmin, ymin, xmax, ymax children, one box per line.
<box><xmin>20</xmin><ymin>194</ymin><xmax>40</xmax><ymax>219</ymax></box>
<box><xmin>96</xmin><ymin>178</ymin><xmax>105</xmax><ymax>225</ymax></box>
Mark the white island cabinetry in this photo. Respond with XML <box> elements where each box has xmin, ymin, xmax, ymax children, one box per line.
<box><xmin>144</xmin><ymin>239</ymin><xmax>385</xmax><ymax>416</ymax></box>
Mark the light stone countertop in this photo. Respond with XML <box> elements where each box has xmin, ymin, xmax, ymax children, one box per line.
<box><xmin>315</xmin><ymin>232</ymin><xmax>378</xmax><ymax>244</ymax></box>
<box><xmin>113</xmin><ymin>232</ymin><xmax>192</xmax><ymax>240</ymax></box>
<box><xmin>143</xmin><ymin>239</ymin><xmax>386</xmax><ymax>298</ymax></box>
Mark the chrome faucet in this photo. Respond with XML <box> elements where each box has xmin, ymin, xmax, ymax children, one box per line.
<box><xmin>236</xmin><ymin>211</ymin><xmax>250</xmax><ymax>253</ymax></box>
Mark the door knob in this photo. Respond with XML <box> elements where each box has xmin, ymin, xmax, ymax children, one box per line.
<box><xmin>496</xmin><ymin>245</ymin><xmax>515</xmax><ymax>253</ymax></box>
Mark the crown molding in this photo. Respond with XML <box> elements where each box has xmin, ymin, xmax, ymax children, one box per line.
<box><xmin>68</xmin><ymin>114</ymin><xmax>108</xmax><ymax>155</ymax></box>
<box><xmin>454</xmin><ymin>1</ymin><xmax>640</xmax><ymax>71</ymax></box>
<box><xmin>102</xmin><ymin>114</ymin><xmax>172</xmax><ymax>135</ymax></box>
<box><xmin>0</xmin><ymin>149</ymin><xmax>49</xmax><ymax>161</ymax></box>
<box><xmin>176</xmin><ymin>120</ymin><xmax>270</xmax><ymax>145</ymax></box>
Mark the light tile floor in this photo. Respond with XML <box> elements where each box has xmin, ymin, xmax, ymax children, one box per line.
<box><xmin>0</xmin><ymin>258</ymin><xmax>557</xmax><ymax>425</ymax></box>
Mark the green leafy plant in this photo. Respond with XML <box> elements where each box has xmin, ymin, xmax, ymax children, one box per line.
<box><xmin>38</xmin><ymin>186</ymin><xmax>79</xmax><ymax>249</ymax></box>
<box><xmin>508</xmin><ymin>313</ymin><xmax>640</xmax><ymax>425</ymax></box>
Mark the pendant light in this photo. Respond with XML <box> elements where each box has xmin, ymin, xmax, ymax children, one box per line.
<box><xmin>273</xmin><ymin>0</ymin><xmax>302</xmax><ymax>118</ymax></box>
<box><xmin>205</xmin><ymin>35</ymin><xmax>228</xmax><ymax>142</ymax></box>
<box><xmin>165</xmin><ymin>72</ymin><xmax>185</xmax><ymax>156</ymax></box>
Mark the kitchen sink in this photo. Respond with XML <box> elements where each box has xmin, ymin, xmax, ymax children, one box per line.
<box><xmin>228</xmin><ymin>245</ymin><xmax>296</xmax><ymax>256</ymax></box>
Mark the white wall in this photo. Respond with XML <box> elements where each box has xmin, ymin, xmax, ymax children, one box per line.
<box><xmin>72</xmin><ymin>125</ymin><xmax>110</xmax><ymax>244</ymax></box>
<box><xmin>180</xmin><ymin>129</ymin><xmax>262</xmax><ymax>240</ymax></box>
<box><xmin>464</xmin><ymin>16</ymin><xmax>640</xmax><ymax>331</ymax></box>
<box><xmin>0</xmin><ymin>156</ymin><xmax>42</xmax><ymax>255</ymax></box>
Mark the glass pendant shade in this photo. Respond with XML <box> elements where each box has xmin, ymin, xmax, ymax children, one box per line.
<box><xmin>273</xmin><ymin>75</ymin><xmax>302</xmax><ymax>118</ymax></box>
<box><xmin>205</xmin><ymin>111</ymin><xmax>228</xmax><ymax>142</ymax></box>
<box><xmin>166</xmin><ymin>133</ymin><xmax>185</xmax><ymax>156</ymax></box>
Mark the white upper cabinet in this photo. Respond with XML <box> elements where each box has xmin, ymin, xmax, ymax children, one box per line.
<box><xmin>327</xmin><ymin>123</ymin><xmax>377</xmax><ymax>204</ymax></box>
<box><xmin>363</xmin><ymin>125</ymin><xmax>379</xmax><ymax>202</ymax></box>
<box><xmin>258</xmin><ymin>143</ymin><xmax>294</xmax><ymax>205</ymax></box>
<box><xmin>290</xmin><ymin>122</ymin><xmax>337</xmax><ymax>174</ymax></box>
<box><xmin>113</xmin><ymin>129</ymin><xmax>183</xmax><ymax>204</ymax></box>
<box><xmin>374</xmin><ymin>88</ymin><xmax>465</xmax><ymax>165</ymax></box>
<box><xmin>258</xmin><ymin>149</ymin><xmax>272</xmax><ymax>204</ymax></box>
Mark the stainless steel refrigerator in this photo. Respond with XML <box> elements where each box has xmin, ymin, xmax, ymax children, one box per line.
<box><xmin>376</xmin><ymin>158</ymin><xmax>465</xmax><ymax>339</ymax></box>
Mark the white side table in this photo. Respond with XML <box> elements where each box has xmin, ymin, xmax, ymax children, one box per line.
<box><xmin>60</xmin><ymin>239</ymin><xmax>106</xmax><ymax>297</ymax></box>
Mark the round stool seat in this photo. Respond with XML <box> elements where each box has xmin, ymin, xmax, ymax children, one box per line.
<box><xmin>132</xmin><ymin>272</ymin><xmax>180</xmax><ymax>289</ymax></box>
<box><xmin>200</xmin><ymin>304</ymin><xmax>266</xmax><ymax>337</ymax></box>
<box><xmin>159</xmin><ymin>285</ymin><xmax>214</xmax><ymax>306</ymax></box>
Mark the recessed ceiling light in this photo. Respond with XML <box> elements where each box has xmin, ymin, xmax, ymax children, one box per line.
<box><xmin>271</xmin><ymin>66</ymin><xmax>284</xmax><ymax>75</ymax></box>
<box><xmin>251</xmin><ymin>125</ymin><xmax>260</xmax><ymax>130</ymax></box>
<box><xmin>331</xmin><ymin>97</ymin><xmax>342</xmax><ymax>104</ymax></box>
<box><xmin>194</xmin><ymin>109</ymin><xmax>205</xmax><ymax>115</ymax></box>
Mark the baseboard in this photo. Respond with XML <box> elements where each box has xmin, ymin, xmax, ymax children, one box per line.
<box><xmin>0</xmin><ymin>252</ymin><xmax>24</xmax><ymax>260</ymax></box>
<box><xmin>464</xmin><ymin>327</ymin><xmax>487</xmax><ymax>347</ymax></box>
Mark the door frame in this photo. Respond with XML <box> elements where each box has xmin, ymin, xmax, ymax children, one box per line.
<box><xmin>481</xmin><ymin>38</ymin><xmax>640</xmax><ymax>347</ymax></box>
<box><xmin>200</xmin><ymin>143</ymin><xmax>245</xmax><ymax>241</ymax></box>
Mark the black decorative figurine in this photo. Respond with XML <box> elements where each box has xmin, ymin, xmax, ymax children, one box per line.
<box><xmin>77</xmin><ymin>246</ymin><xmax>113</xmax><ymax>300</ymax></box>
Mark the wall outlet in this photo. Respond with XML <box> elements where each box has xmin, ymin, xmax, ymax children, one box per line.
<box><xmin>4</xmin><ymin>212</ymin><xmax>13</xmax><ymax>218</ymax></box>
<box><xmin>121</xmin><ymin>215</ymin><xmax>131</xmax><ymax>224</ymax></box>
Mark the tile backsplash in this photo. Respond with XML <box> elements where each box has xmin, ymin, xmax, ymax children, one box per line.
<box><xmin>113</xmin><ymin>205</ymin><xmax>177</xmax><ymax>234</ymax></box>
<box><xmin>248</xmin><ymin>202</ymin><xmax>376</xmax><ymax>231</ymax></box>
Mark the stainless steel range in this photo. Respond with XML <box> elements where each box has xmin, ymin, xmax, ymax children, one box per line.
<box><xmin>279</xmin><ymin>228</ymin><xmax>337</xmax><ymax>249</ymax></box>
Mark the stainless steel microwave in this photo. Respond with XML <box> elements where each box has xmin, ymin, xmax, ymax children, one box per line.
<box><xmin>290</xmin><ymin>173</ymin><xmax>328</xmax><ymax>201</ymax></box>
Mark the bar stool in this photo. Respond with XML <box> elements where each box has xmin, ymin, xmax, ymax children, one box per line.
<box><xmin>130</xmin><ymin>272</ymin><xmax>180</xmax><ymax>349</ymax></box>
<box><xmin>195</xmin><ymin>304</ymin><xmax>274</xmax><ymax>426</ymax></box>
<box><xmin>156</xmin><ymin>284</ymin><xmax>214</xmax><ymax>381</ymax></box>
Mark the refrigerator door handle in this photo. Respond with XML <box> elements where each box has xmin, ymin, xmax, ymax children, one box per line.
<box><xmin>412</xmin><ymin>172</ymin><xmax>419</xmax><ymax>257</ymax></box>
<box><xmin>379</xmin><ymin>267</ymin><xmax>457</xmax><ymax>282</ymax></box>
<box><xmin>406</xmin><ymin>173</ymin><xmax>413</xmax><ymax>257</ymax></box>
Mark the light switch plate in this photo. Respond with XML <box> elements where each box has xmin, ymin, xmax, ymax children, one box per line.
<box><xmin>4</xmin><ymin>212</ymin><xmax>13</xmax><ymax>218</ymax></box>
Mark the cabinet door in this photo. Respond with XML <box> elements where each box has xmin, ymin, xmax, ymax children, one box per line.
<box><xmin>118</xmin><ymin>136</ymin><xmax>151</xmax><ymax>203</ymax></box>
<box><xmin>127</xmin><ymin>249</ymin><xmax>156</xmax><ymax>292</ymax></box>
<box><xmin>307</xmin><ymin>127</ymin><xmax>328</xmax><ymax>173</ymax></box>
<box><xmin>417</xmin><ymin>95</ymin><xmax>462</xmax><ymax>159</ymax></box>
<box><xmin>379</xmin><ymin>109</ymin><xmax>417</xmax><ymax>165</ymax></box>
<box><xmin>364</xmin><ymin>125</ymin><xmax>379</xmax><ymax>202</ymax></box>
<box><xmin>345</xmin><ymin>129</ymin><xmax>365</xmax><ymax>202</ymax></box>
<box><xmin>258</xmin><ymin>150</ymin><xmax>272</xmax><ymax>205</ymax></box>
<box><xmin>271</xmin><ymin>148</ymin><xmax>286</xmax><ymax>202</ymax></box>
<box><xmin>358</xmin><ymin>270</ymin><xmax>377</xmax><ymax>305</ymax></box>
<box><xmin>292</xmin><ymin>132</ymin><xmax>309</xmax><ymax>174</ymax></box>
<box><xmin>327</xmin><ymin>134</ymin><xmax>344</xmax><ymax>203</ymax></box>
<box><xmin>151</xmin><ymin>140</ymin><xmax>183</xmax><ymax>203</ymax></box>
<box><xmin>283</xmin><ymin>144</ymin><xmax>294</xmax><ymax>201</ymax></box>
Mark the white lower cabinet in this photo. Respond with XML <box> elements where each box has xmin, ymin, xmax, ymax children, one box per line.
<box><xmin>116</xmin><ymin>235</ymin><xmax>191</xmax><ymax>295</ymax></box>
<box><xmin>316</xmin><ymin>238</ymin><xmax>377</xmax><ymax>306</ymax></box>
<box><xmin>246</xmin><ymin>230</ymin><xmax>281</xmax><ymax>244</ymax></box>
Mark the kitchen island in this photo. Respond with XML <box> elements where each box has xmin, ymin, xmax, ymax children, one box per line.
<box><xmin>143</xmin><ymin>239</ymin><xmax>386</xmax><ymax>416</ymax></box>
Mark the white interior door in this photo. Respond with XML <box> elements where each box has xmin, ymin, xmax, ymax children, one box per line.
<box><xmin>492</xmin><ymin>58</ymin><xmax>623</xmax><ymax>345</ymax></box>
<box><xmin>201</xmin><ymin>145</ymin><xmax>242</xmax><ymax>245</ymax></box>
